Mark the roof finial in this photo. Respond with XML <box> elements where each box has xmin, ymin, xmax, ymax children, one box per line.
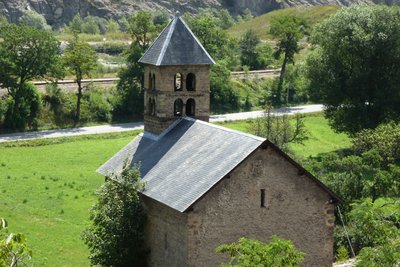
<box><xmin>175</xmin><ymin>10</ymin><xmax>181</xmax><ymax>17</ymax></box>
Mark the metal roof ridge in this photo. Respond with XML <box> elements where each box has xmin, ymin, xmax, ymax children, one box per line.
<box><xmin>156</xmin><ymin>17</ymin><xmax>178</xmax><ymax>66</ymax></box>
<box><xmin>183</xmin><ymin>117</ymin><xmax>265</xmax><ymax>142</ymax></box>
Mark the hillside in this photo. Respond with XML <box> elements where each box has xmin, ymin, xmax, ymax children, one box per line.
<box><xmin>1</xmin><ymin>0</ymin><xmax>400</xmax><ymax>28</ymax></box>
<box><xmin>226</xmin><ymin>5</ymin><xmax>340</xmax><ymax>40</ymax></box>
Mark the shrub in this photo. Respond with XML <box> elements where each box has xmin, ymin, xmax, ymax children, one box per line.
<box><xmin>216</xmin><ymin>236</ymin><xmax>304</xmax><ymax>267</ymax></box>
<box><xmin>4</xmin><ymin>83</ymin><xmax>41</xmax><ymax>131</ymax></box>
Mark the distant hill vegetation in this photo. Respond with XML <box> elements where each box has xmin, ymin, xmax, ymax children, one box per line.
<box><xmin>1</xmin><ymin>0</ymin><xmax>400</xmax><ymax>28</ymax></box>
<box><xmin>226</xmin><ymin>6</ymin><xmax>340</xmax><ymax>40</ymax></box>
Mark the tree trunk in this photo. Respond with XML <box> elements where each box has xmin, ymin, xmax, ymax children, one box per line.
<box><xmin>75</xmin><ymin>80</ymin><xmax>82</xmax><ymax>125</ymax></box>
<box><xmin>277</xmin><ymin>53</ymin><xmax>288</xmax><ymax>106</ymax></box>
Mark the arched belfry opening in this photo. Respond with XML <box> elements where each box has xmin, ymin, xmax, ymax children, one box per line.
<box><xmin>174</xmin><ymin>99</ymin><xmax>183</xmax><ymax>116</ymax></box>
<box><xmin>186</xmin><ymin>73</ymin><xmax>196</xmax><ymax>91</ymax></box>
<box><xmin>186</xmin><ymin>98</ymin><xmax>195</xmax><ymax>116</ymax></box>
<box><xmin>139</xmin><ymin>15</ymin><xmax>215</xmax><ymax>135</ymax></box>
<box><xmin>174</xmin><ymin>73</ymin><xmax>182</xmax><ymax>91</ymax></box>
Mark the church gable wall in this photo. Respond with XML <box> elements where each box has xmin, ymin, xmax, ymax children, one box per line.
<box><xmin>187</xmin><ymin>146</ymin><xmax>335</xmax><ymax>267</ymax></box>
<box><xmin>142</xmin><ymin>197</ymin><xmax>188</xmax><ymax>267</ymax></box>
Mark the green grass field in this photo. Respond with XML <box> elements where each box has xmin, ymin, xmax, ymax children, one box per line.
<box><xmin>226</xmin><ymin>6</ymin><xmax>340</xmax><ymax>40</ymax></box>
<box><xmin>0</xmin><ymin>131</ymin><xmax>138</xmax><ymax>266</ymax></box>
<box><xmin>216</xmin><ymin>113</ymin><xmax>351</xmax><ymax>158</ymax></box>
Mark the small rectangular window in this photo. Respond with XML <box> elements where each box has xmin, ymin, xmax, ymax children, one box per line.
<box><xmin>261</xmin><ymin>189</ymin><xmax>266</xmax><ymax>208</ymax></box>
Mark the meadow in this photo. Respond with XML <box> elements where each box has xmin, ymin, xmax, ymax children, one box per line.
<box><xmin>215</xmin><ymin>113</ymin><xmax>351</xmax><ymax>158</ymax></box>
<box><xmin>0</xmin><ymin>131</ymin><xmax>138</xmax><ymax>266</ymax></box>
<box><xmin>0</xmin><ymin>114</ymin><xmax>350</xmax><ymax>265</ymax></box>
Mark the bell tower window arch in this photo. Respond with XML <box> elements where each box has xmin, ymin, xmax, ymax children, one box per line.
<box><xmin>174</xmin><ymin>73</ymin><xmax>182</xmax><ymax>91</ymax></box>
<box><xmin>186</xmin><ymin>73</ymin><xmax>196</xmax><ymax>91</ymax></box>
<box><xmin>186</xmin><ymin>98</ymin><xmax>195</xmax><ymax>116</ymax></box>
<box><xmin>174</xmin><ymin>99</ymin><xmax>183</xmax><ymax>116</ymax></box>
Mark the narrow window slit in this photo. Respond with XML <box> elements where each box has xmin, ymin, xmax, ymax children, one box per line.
<box><xmin>260</xmin><ymin>189</ymin><xmax>266</xmax><ymax>207</ymax></box>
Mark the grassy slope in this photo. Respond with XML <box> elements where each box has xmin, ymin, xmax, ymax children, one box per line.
<box><xmin>0</xmin><ymin>132</ymin><xmax>138</xmax><ymax>266</ymax></box>
<box><xmin>226</xmin><ymin>5</ymin><xmax>340</xmax><ymax>40</ymax></box>
<box><xmin>216</xmin><ymin>114</ymin><xmax>351</xmax><ymax>158</ymax></box>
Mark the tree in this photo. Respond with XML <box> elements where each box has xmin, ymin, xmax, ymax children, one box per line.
<box><xmin>82</xmin><ymin>165</ymin><xmax>147</xmax><ymax>267</ymax></box>
<box><xmin>128</xmin><ymin>11</ymin><xmax>158</xmax><ymax>50</ymax></box>
<box><xmin>115</xmin><ymin>43</ymin><xmax>145</xmax><ymax>119</ymax></box>
<box><xmin>81</xmin><ymin>16</ymin><xmax>100</xmax><ymax>35</ymax></box>
<box><xmin>106</xmin><ymin>19</ymin><xmax>120</xmax><ymax>34</ymax></box>
<box><xmin>307</xmin><ymin>6</ymin><xmax>400</xmax><ymax>134</ymax></box>
<box><xmin>216</xmin><ymin>236</ymin><xmax>304</xmax><ymax>267</ymax></box>
<box><xmin>239</xmin><ymin>30</ymin><xmax>260</xmax><ymax>70</ymax></box>
<box><xmin>348</xmin><ymin>198</ymin><xmax>400</xmax><ymax>266</ymax></box>
<box><xmin>0</xmin><ymin>24</ymin><xmax>60</xmax><ymax>130</ymax></box>
<box><xmin>67</xmin><ymin>14</ymin><xmax>83</xmax><ymax>34</ymax></box>
<box><xmin>63</xmin><ymin>40</ymin><xmax>98</xmax><ymax>124</ymax></box>
<box><xmin>0</xmin><ymin>218</ymin><xmax>32</xmax><ymax>266</ymax></box>
<box><xmin>270</xmin><ymin>15</ymin><xmax>307</xmax><ymax>105</ymax></box>
<box><xmin>251</xmin><ymin>107</ymin><xmax>308</xmax><ymax>152</ymax></box>
<box><xmin>19</xmin><ymin>10</ymin><xmax>51</xmax><ymax>31</ymax></box>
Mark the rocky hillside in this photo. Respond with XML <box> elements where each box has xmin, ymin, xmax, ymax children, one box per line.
<box><xmin>1</xmin><ymin>0</ymin><xmax>399</xmax><ymax>28</ymax></box>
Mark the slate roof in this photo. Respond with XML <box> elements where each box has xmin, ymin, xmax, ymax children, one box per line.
<box><xmin>138</xmin><ymin>16</ymin><xmax>215</xmax><ymax>66</ymax></box>
<box><xmin>97</xmin><ymin>118</ymin><xmax>264</xmax><ymax>212</ymax></box>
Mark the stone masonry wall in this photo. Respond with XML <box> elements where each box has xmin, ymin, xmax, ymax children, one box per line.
<box><xmin>142</xmin><ymin>196</ymin><xmax>188</xmax><ymax>267</ymax></box>
<box><xmin>187</xmin><ymin>146</ymin><xmax>335</xmax><ymax>267</ymax></box>
<box><xmin>144</xmin><ymin>65</ymin><xmax>211</xmax><ymax>135</ymax></box>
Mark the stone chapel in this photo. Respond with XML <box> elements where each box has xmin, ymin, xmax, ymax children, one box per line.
<box><xmin>98</xmin><ymin>15</ymin><xmax>339</xmax><ymax>267</ymax></box>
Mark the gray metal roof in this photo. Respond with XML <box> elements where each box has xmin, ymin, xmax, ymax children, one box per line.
<box><xmin>97</xmin><ymin>118</ymin><xmax>264</xmax><ymax>212</ymax></box>
<box><xmin>138</xmin><ymin>16</ymin><xmax>215</xmax><ymax>66</ymax></box>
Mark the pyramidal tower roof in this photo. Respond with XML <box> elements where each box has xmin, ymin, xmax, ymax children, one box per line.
<box><xmin>139</xmin><ymin>15</ymin><xmax>215</xmax><ymax>66</ymax></box>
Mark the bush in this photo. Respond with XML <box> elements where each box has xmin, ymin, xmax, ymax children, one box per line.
<box><xmin>216</xmin><ymin>236</ymin><xmax>304</xmax><ymax>267</ymax></box>
<box><xmin>4</xmin><ymin>83</ymin><xmax>41</xmax><ymax>131</ymax></box>
<box><xmin>82</xmin><ymin>165</ymin><xmax>147</xmax><ymax>266</ymax></box>
<box><xmin>19</xmin><ymin>10</ymin><xmax>51</xmax><ymax>31</ymax></box>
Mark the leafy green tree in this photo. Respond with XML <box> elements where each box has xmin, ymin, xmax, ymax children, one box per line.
<box><xmin>347</xmin><ymin>198</ymin><xmax>400</xmax><ymax>266</ymax></box>
<box><xmin>67</xmin><ymin>14</ymin><xmax>83</xmax><ymax>34</ymax></box>
<box><xmin>82</xmin><ymin>165</ymin><xmax>147</xmax><ymax>267</ymax></box>
<box><xmin>216</xmin><ymin>236</ymin><xmax>304</xmax><ymax>267</ymax></box>
<box><xmin>153</xmin><ymin>9</ymin><xmax>170</xmax><ymax>26</ymax></box>
<box><xmin>106</xmin><ymin>18</ymin><xmax>120</xmax><ymax>33</ymax></box>
<box><xmin>210</xmin><ymin>62</ymin><xmax>240</xmax><ymax>113</ymax></box>
<box><xmin>115</xmin><ymin>43</ymin><xmax>145</xmax><ymax>119</ymax></box>
<box><xmin>242</xmin><ymin>8</ymin><xmax>253</xmax><ymax>21</ymax></box>
<box><xmin>118</xmin><ymin>16</ymin><xmax>129</xmax><ymax>33</ymax></box>
<box><xmin>251</xmin><ymin>107</ymin><xmax>308</xmax><ymax>151</ymax></box>
<box><xmin>0</xmin><ymin>218</ymin><xmax>32</xmax><ymax>267</ymax></box>
<box><xmin>81</xmin><ymin>16</ymin><xmax>100</xmax><ymax>35</ymax></box>
<box><xmin>239</xmin><ymin>30</ymin><xmax>260</xmax><ymax>70</ymax></box>
<box><xmin>307</xmin><ymin>6</ymin><xmax>400</xmax><ymax>134</ymax></box>
<box><xmin>19</xmin><ymin>10</ymin><xmax>51</xmax><ymax>31</ymax></box>
<box><xmin>63</xmin><ymin>40</ymin><xmax>98</xmax><ymax>124</ymax></box>
<box><xmin>128</xmin><ymin>11</ymin><xmax>158</xmax><ymax>50</ymax></box>
<box><xmin>216</xmin><ymin>9</ymin><xmax>235</xmax><ymax>29</ymax></box>
<box><xmin>270</xmin><ymin>15</ymin><xmax>307</xmax><ymax>105</ymax></box>
<box><xmin>187</xmin><ymin>14</ymin><xmax>233</xmax><ymax>61</ymax></box>
<box><xmin>0</xmin><ymin>24</ymin><xmax>60</xmax><ymax>130</ymax></box>
<box><xmin>4</xmin><ymin>83</ymin><xmax>41</xmax><ymax>130</ymax></box>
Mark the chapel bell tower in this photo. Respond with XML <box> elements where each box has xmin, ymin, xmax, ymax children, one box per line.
<box><xmin>139</xmin><ymin>14</ymin><xmax>215</xmax><ymax>135</ymax></box>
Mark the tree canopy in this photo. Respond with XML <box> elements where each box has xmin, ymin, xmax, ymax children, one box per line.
<box><xmin>0</xmin><ymin>24</ymin><xmax>60</xmax><ymax>130</ymax></box>
<box><xmin>307</xmin><ymin>5</ymin><xmax>400</xmax><ymax>134</ymax></box>
<box><xmin>270</xmin><ymin>15</ymin><xmax>307</xmax><ymax>105</ymax></box>
<box><xmin>82</xmin><ymin>166</ymin><xmax>147</xmax><ymax>266</ymax></box>
<box><xmin>63</xmin><ymin>40</ymin><xmax>98</xmax><ymax>124</ymax></box>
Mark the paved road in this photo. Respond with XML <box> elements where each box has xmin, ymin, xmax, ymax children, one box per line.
<box><xmin>0</xmin><ymin>104</ymin><xmax>323</xmax><ymax>143</ymax></box>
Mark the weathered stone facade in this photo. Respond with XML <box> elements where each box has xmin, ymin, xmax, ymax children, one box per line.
<box><xmin>143</xmin><ymin>144</ymin><xmax>335</xmax><ymax>267</ymax></box>
<box><xmin>144</xmin><ymin>64</ymin><xmax>210</xmax><ymax>135</ymax></box>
